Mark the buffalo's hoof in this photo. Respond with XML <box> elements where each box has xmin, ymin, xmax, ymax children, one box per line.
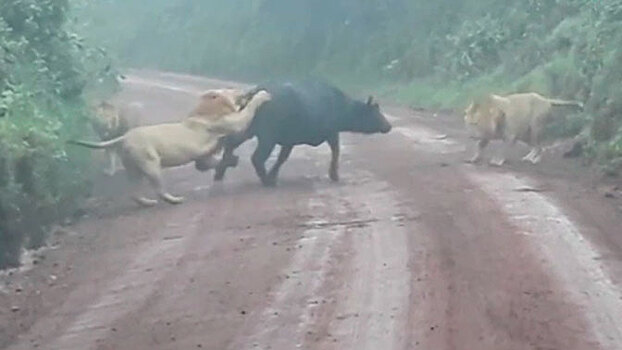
<box><xmin>213</xmin><ymin>155</ymin><xmax>239</xmax><ymax>181</ymax></box>
<box><xmin>329</xmin><ymin>172</ymin><xmax>339</xmax><ymax>182</ymax></box>
<box><xmin>224</xmin><ymin>154</ymin><xmax>239</xmax><ymax>168</ymax></box>
<box><xmin>261</xmin><ymin>176</ymin><xmax>277</xmax><ymax>187</ymax></box>
<box><xmin>213</xmin><ymin>170</ymin><xmax>225</xmax><ymax>181</ymax></box>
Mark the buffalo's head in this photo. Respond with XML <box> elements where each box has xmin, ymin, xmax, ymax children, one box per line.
<box><xmin>348</xmin><ymin>96</ymin><xmax>392</xmax><ymax>134</ymax></box>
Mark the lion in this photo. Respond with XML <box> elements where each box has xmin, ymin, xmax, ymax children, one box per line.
<box><xmin>464</xmin><ymin>92</ymin><xmax>583</xmax><ymax>166</ymax></box>
<box><xmin>90</xmin><ymin>100</ymin><xmax>143</xmax><ymax>175</ymax></box>
<box><xmin>188</xmin><ymin>88</ymin><xmax>249</xmax><ymax>172</ymax></box>
<box><xmin>69</xmin><ymin>88</ymin><xmax>271</xmax><ymax>206</ymax></box>
<box><xmin>189</xmin><ymin>88</ymin><xmax>242</xmax><ymax>116</ymax></box>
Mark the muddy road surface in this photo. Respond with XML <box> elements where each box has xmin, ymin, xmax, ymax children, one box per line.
<box><xmin>2</xmin><ymin>70</ymin><xmax>622</xmax><ymax>350</ymax></box>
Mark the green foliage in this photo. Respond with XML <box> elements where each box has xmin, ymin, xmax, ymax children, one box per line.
<box><xmin>0</xmin><ymin>0</ymin><xmax>117</xmax><ymax>268</ymax></box>
<box><xmin>443</xmin><ymin>15</ymin><xmax>512</xmax><ymax>80</ymax></box>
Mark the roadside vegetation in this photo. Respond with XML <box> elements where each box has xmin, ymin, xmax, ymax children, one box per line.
<box><xmin>0</xmin><ymin>0</ymin><xmax>116</xmax><ymax>268</ymax></box>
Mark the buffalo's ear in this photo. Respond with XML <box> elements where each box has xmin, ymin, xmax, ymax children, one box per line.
<box><xmin>366</xmin><ymin>96</ymin><xmax>374</xmax><ymax>105</ymax></box>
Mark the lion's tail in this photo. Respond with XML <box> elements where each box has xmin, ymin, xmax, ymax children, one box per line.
<box><xmin>549</xmin><ymin>98</ymin><xmax>584</xmax><ymax>110</ymax></box>
<box><xmin>67</xmin><ymin>135</ymin><xmax>125</xmax><ymax>149</ymax></box>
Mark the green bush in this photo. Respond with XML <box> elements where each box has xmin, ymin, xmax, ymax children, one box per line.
<box><xmin>0</xmin><ymin>0</ymin><xmax>117</xmax><ymax>268</ymax></box>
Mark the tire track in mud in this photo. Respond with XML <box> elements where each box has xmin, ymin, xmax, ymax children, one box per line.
<box><xmin>229</xmin><ymin>144</ymin><xmax>412</xmax><ymax>350</ymax></box>
<box><xmin>470</xmin><ymin>171</ymin><xmax>622</xmax><ymax>349</ymax></box>
<box><xmin>6</xmin><ymin>211</ymin><xmax>202</xmax><ymax>350</ymax></box>
<box><xmin>314</xmin><ymin>172</ymin><xmax>411</xmax><ymax>350</ymax></box>
<box><xmin>226</xmin><ymin>187</ymin><xmax>347</xmax><ymax>350</ymax></box>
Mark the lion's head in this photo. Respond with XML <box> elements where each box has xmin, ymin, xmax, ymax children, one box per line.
<box><xmin>464</xmin><ymin>95</ymin><xmax>504</xmax><ymax>127</ymax></box>
<box><xmin>464</xmin><ymin>95</ymin><xmax>508</xmax><ymax>141</ymax></box>
<box><xmin>190</xmin><ymin>89</ymin><xmax>243</xmax><ymax>120</ymax></box>
<box><xmin>92</xmin><ymin>101</ymin><xmax>121</xmax><ymax>138</ymax></box>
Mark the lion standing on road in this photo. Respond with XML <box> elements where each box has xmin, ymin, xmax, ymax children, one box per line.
<box><xmin>464</xmin><ymin>92</ymin><xmax>583</xmax><ymax>166</ymax></box>
<box><xmin>91</xmin><ymin>100</ymin><xmax>143</xmax><ymax>175</ymax></box>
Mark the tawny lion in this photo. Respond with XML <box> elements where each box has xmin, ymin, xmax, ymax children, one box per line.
<box><xmin>90</xmin><ymin>100</ymin><xmax>143</xmax><ymax>175</ymax></box>
<box><xmin>464</xmin><ymin>92</ymin><xmax>583</xmax><ymax>166</ymax></box>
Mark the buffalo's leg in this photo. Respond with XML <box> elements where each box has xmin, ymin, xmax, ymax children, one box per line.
<box><xmin>214</xmin><ymin>134</ymin><xmax>247</xmax><ymax>181</ymax></box>
<box><xmin>213</xmin><ymin>148</ymin><xmax>232</xmax><ymax>181</ymax></box>
<box><xmin>252</xmin><ymin>138</ymin><xmax>277</xmax><ymax>186</ymax></box>
<box><xmin>327</xmin><ymin>134</ymin><xmax>340</xmax><ymax>181</ymax></box>
<box><xmin>213</xmin><ymin>146</ymin><xmax>238</xmax><ymax>179</ymax></box>
<box><xmin>266</xmin><ymin>144</ymin><xmax>293</xmax><ymax>186</ymax></box>
<box><xmin>195</xmin><ymin>155</ymin><xmax>220</xmax><ymax>172</ymax></box>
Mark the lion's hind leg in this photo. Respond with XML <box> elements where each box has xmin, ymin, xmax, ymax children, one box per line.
<box><xmin>126</xmin><ymin>165</ymin><xmax>158</xmax><ymax>207</ymax></box>
<box><xmin>522</xmin><ymin>119</ymin><xmax>544</xmax><ymax>164</ymax></box>
<box><xmin>120</xmin><ymin>151</ymin><xmax>159</xmax><ymax>206</ymax></box>
<box><xmin>489</xmin><ymin>147</ymin><xmax>508</xmax><ymax>166</ymax></box>
<box><xmin>139</xmin><ymin>159</ymin><xmax>184</xmax><ymax>205</ymax></box>
<box><xmin>195</xmin><ymin>155</ymin><xmax>220</xmax><ymax>172</ymax></box>
<box><xmin>522</xmin><ymin>147</ymin><xmax>543</xmax><ymax>164</ymax></box>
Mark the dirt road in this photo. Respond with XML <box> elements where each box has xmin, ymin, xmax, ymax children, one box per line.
<box><xmin>2</xmin><ymin>71</ymin><xmax>622</xmax><ymax>350</ymax></box>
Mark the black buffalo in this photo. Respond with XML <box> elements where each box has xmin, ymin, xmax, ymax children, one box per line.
<box><xmin>213</xmin><ymin>81</ymin><xmax>392</xmax><ymax>186</ymax></box>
